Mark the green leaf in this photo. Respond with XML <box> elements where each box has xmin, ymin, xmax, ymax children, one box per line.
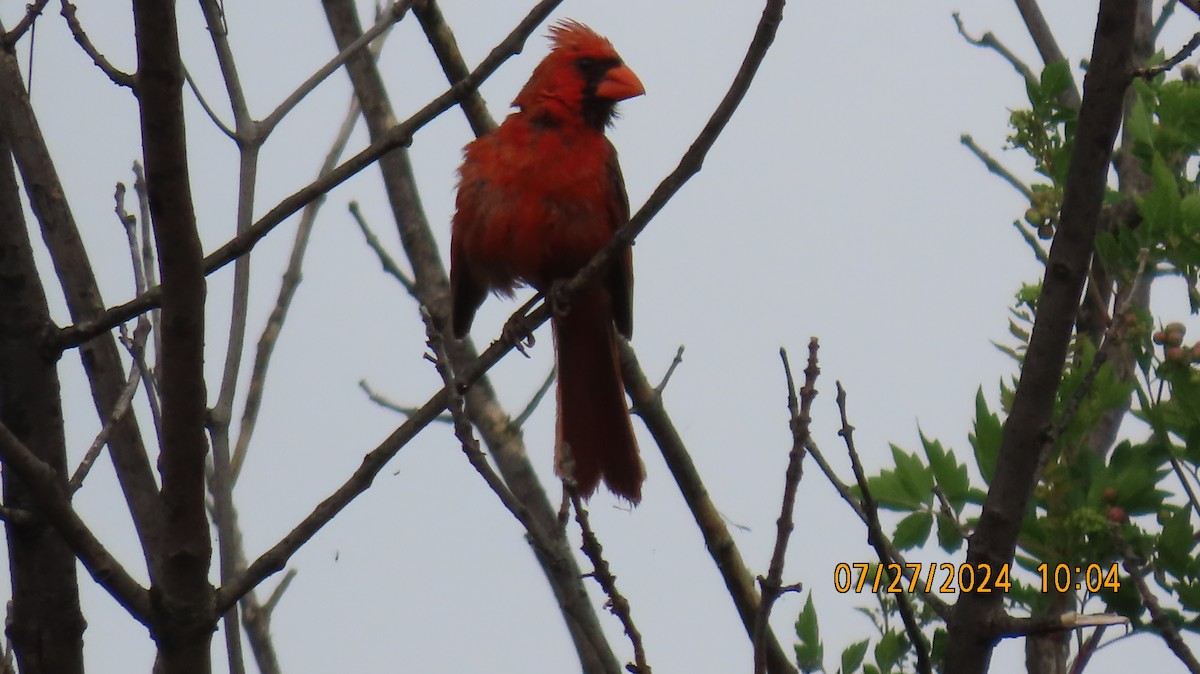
<box><xmin>1159</xmin><ymin>508</ymin><xmax>1197</xmax><ymax>578</ymax></box>
<box><xmin>922</xmin><ymin>431</ymin><xmax>970</xmax><ymax>512</ymax></box>
<box><xmin>1039</xmin><ymin>60</ymin><xmax>1073</xmax><ymax>101</ymax></box>
<box><xmin>794</xmin><ymin>593</ymin><xmax>824</xmax><ymax>673</ymax></box>
<box><xmin>891</xmin><ymin>445</ymin><xmax>934</xmax><ymax>504</ymax></box>
<box><xmin>893</xmin><ymin>511</ymin><xmax>933</xmax><ymax>550</ymax></box>
<box><xmin>874</xmin><ymin>630</ymin><xmax>907</xmax><ymax>674</ymax></box>
<box><xmin>936</xmin><ymin>512</ymin><xmax>964</xmax><ymax>552</ymax></box>
<box><xmin>1176</xmin><ymin>580</ymin><xmax>1200</xmax><ymax>613</ymax></box>
<box><xmin>867</xmin><ymin>471</ymin><xmax>921</xmax><ymax>511</ymax></box>
<box><xmin>1126</xmin><ymin>86</ymin><xmax>1155</xmax><ymax>149</ymax></box>
<box><xmin>840</xmin><ymin>639</ymin><xmax>869</xmax><ymax>674</ymax></box>
<box><xmin>1139</xmin><ymin>152</ymin><xmax>1181</xmax><ymax>239</ymax></box>
<box><xmin>970</xmin><ymin>389</ymin><xmax>1003</xmax><ymax>484</ymax></box>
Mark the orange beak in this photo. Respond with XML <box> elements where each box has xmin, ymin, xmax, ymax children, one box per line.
<box><xmin>595</xmin><ymin>64</ymin><xmax>645</xmax><ymax>101</ymax></box>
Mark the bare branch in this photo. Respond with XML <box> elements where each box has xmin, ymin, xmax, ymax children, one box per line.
<box><xmin>4</xmin><ymin>0</ymin><xmax>50</xmax><ymax>47</ymax></box>
<box><xmin>182</xmin><ymin>65</ymin><xmax>236</xmax><ymax>140</ymax></box>
<box><xmin>1136</xmin><ymin>32</ymin><xmax>1200</xmax><ymax>78</ymax></box>
<box><xmin>946</xmin><ymin>2</ymin><xmax>1137</xmax><ymax>669</ymax></box>
<box><xmin>753</xmin><ymin>341</ymin><xmax>818</xmax><ymax>674</ymax></box>
<box><xmin>512</xmin><ymin>367</ymin><xmax>556</xmax><ymax>428</ymax></box>
<box><xmin>960</xmin><ymin>134</ymin><xmax>1033</xmax><ymax>200</ymax></box>
<box><xmin>232</xmin><ymin>78</ymin><xmax>372</xmax><ymax>481</ymax></box>
<box><xmin>1012</xmin><ymin>0</ymin><xmax>1082</xmax><ymax>106</ymax></box>
<box><xmin>348</xmin><ymin>200</ymin><xmax>416</xmax><ymax>296</ymax></box>
<box><xmin>358</xmin><ymin>379</ymin><xmax>452</xmax><ymax>423</ymax></box>
<box><xmin>412</xmin><ymin>0</ymin><xmax>496</xmax><ymax>136</ymax></box>
<box><xmin>952</xmin><ymin>12</ymin><xmax>1037</xmax><ymax>85</ymax></box>
<box><xmin>1154</xmin><ymin>0</ymin><xmax>1179</xmax><ymax>40</ymax></box>
<box><xmin>1112</xmin><ymin>527</ymin><xmax>1200</xmax><ymax>672</ymax></box>
<box><xmin>569</xmin><ymin>491</ymin><xmax>650</xmax><ymax>674</ymax></box>
<box><xmin>837</xmin><ymin>383</ymin><xmax>932</xmax><ymax>674</ymax></box>
<box><xmin>621</xmin><ymin>343</ymin><xmax>798</xmax><ymax>674</ymax></box>
<box><xmin>59</xmin><ymin>1</ymin><xmax>133</xmax><ymax>88</ymax></box>
<box><xmin>258</xmin><ymin>1</ymin><xmax>411</xmax><ymax>135</ymax></box>
<box><xmin>652</xmin><ymin>346</ymin><xmax>685</xmax><ymax>398</ymax></box>
<box><xmin>0</xmin><ymin>421</ymin><xmax>152</xmax><ymax>623</ymax></box>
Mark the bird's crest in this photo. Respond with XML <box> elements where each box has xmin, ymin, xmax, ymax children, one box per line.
<box><xmin>547</xmin><ymin>20</ymin><xmax>616</xmax><ymax>57</ymax></box>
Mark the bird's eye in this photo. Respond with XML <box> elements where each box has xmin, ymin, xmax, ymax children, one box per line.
<box><xmin>576</xmin><ymin>57</ymin><xmax>596</xmax><ymax>71</ymax></box>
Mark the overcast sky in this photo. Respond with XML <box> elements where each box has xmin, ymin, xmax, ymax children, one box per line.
<box><xmin>3</xmin><ymin>0</ymin><xmax>1196</xmax><ymax>672</ymax></box>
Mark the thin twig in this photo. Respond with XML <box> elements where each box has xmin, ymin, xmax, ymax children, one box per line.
<box><xmin>4</xmin><ymin>0</ymin><xmax>50</xmax><ymax>46</ymax></box>
<box><xmin>512</xmin><ymin>367</ymin><xmax>556</xmax><ymax>428</ymax></box>
<box><xmin>753</xmin><ymin>341</ymin><xmax>818</xmax><ymax>674</ymax></box>
<box><xmin>802</xmin><ymin>434</ymin><xmax>951</xmax><ymax>618</ymax></box>
<box><xmin>621</xmin><ymin>342</ymin><xmax>799</xmax><ymax>673</ymax></box>
<box><xmin>960</xmin><ymin>133</ymin><xmax>1033</xmax><ymax>200</ymax></box>
<box><xmin>260</xmin><ymin>569</ymin><xmax>297</xmax><ymax>617</ymax></box>
<box><xmin>231</xmin><ymin>69</ymin><xmax>378</xmax><ymax>481</ymax></box>
<box><xmin>58</xmin><ymin>1</ymin><xmax>133</xmax><ymax>87</ymax></box>
<box><xmin>838</xmin><ymin>383</ymin><xmax>932</xmax><ymax>674</ymax></box>
<box><xmin>569</xmin><ymin>490</ymin><xmax>650</xmax><ymax>674</ymax></box>
<box><xmin>69</xmin><ymin>357</ymin><xmax>141</xmax><ymax>493</ymax></box>
<box><xmin>1011</xmin><ymin>219</ymin><xmax>1050</xmax><ymax>265</ymax></box>
<box><xmin>1136</xmin><ymin>32</ymin><xmax>1200</xmax><ymax>79</ymax></box>
<box><xmin>348</xmin><ymin>200</ymin><xmax>416</xmax><ymax>296</ymax></box>
<box><xmin>358</xmin><ymin>379</ymin><xmax>452</xmax><ymax>423</ymax></box>
<box><xmin>653</xmin><ymin>346</ymin><xmax>685</xmax><ymax>399</ymax></box>
<box><xmin>1111</xmin><ymin>526</ymin><xmax>1200</xmax><ymax>672</ymax></box>
<box><xmin>119</xmin><ymin>324</ymin><xmax>162</xmax><ymax>444</ymax></box>
<box><xmin>1154</xmin><ymin>0</ymin><xmax>1179</xmax><ymax>39</ymax></box>
<box><xmin>131</xmin><ymin>162</ymin><xmax>161</xmax><ymax>372</ymax></box>
<box><xmin>182</xmin><ymin>65</ymin><xmax>236</xmax><ymax>140</ymax></box>
<box><xmin>258</xmin><ymin>0</ymin><xmax>411</xmax><ymax>135</ymax></box>
<box><xmin>952</xmin><ymin>12</ymin><xmax>1037</xmax><ymax>85</ymax></box>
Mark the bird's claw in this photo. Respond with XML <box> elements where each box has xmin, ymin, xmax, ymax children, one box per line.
<box><xmin>501</xmin><ymin>312</ymin><xmax>536</xmax><ymax>358</ymax></box>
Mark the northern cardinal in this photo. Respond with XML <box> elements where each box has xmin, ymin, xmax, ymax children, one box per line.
<box><xmin>450</xmin><ymin>21</ymin><xmax>646</xmax><ymax>502</ymax></box>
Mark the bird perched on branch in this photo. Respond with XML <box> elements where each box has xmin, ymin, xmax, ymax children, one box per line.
<box><xmin>449</xmin><ymin>20</ymin><xmax>646</xmax><ymax>502</ymax></box>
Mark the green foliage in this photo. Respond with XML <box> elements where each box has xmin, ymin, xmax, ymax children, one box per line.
<box><xmin>797</xmin><ymin>56</ymin><xmax>1200</xmax><ymax>673</ymax></box>
<box><xmin>795</xmin><ymin>593</ymin><xmax>824</xmax><ymax>673</ymax></box>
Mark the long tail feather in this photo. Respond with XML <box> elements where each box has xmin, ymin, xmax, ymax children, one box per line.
<box><xmin>552</xmin><ymin>291</ymin><xmax>643</xmax><ymax>502</ymax></box>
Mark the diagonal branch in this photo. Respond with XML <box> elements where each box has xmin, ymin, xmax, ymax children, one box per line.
<box><xmin>944</xmin><ymin>2</ymin><xmax>1137</xmax><ymax>671</ymax></box>
<box><xmin>0</xmin><ymin>422</ymin><xmax>152</xmax><ymax>623</ymax></box>
<box><xmin>1012</xmin><ymin>0</ymin><xmax>1082</xmax><ymax>106</ymax></box>
<box><xmin>60</xmin><ymin>1</ymin><xmax>134</xmax><ymax>88</ymax></box>
<box><xmin>621</xmin><ymin>343</ymin><xmax>798</xmax><ymax>674</ymax></box>
<box><xmin>3</xmin><ymin>0</ymin><xmax>49</xmax><ymax>47</ymax></box>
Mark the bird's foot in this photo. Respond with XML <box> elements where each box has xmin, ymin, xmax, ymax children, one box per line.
<box><xmin>501</xmin><ymin>311</ymin><xmax>536</xmax><ymax>358</ymax></box>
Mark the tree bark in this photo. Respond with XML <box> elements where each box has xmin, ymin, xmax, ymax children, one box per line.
<box><xmin>0</xmin><ymin>17</ymin><xmax>163</xmax><ymax>571</ymax></box>
<box><xmin>132</xmin><ymin>0</ymin><xmax>214</xmax><ymax>671</ymax></box>
<box><xmin>0</xmin><ymin>109</ymin><xmax>85</xmax><ymax>674</ymax></box>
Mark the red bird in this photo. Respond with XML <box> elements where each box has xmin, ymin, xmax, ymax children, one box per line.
<box><xmin>450</xmin><ymin>21</ymin><xmax>646</xmax><ymax>502</ymax></box>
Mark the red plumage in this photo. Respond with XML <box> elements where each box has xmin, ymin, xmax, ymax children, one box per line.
<box><xmin>450</xmin><ymin>21</ymin><xmax>646</xmax><ymax>502</ymax></box>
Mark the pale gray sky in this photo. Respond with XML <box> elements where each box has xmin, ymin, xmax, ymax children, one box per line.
<box><xmin>4</xmin><ymin>0</ymin><xmax>1194</xmax><ymax>672</ymax></box>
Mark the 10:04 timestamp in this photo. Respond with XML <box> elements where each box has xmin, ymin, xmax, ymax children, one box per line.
<box><xmin>832</xmin><ymin>562</ymin><xmax>1123</xmax><ymax>594</ymax></box>
<box><xmin>1037</xmin><ymin>563</ymin><xmax>1122</xmax><ymax>593</ymax></box>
